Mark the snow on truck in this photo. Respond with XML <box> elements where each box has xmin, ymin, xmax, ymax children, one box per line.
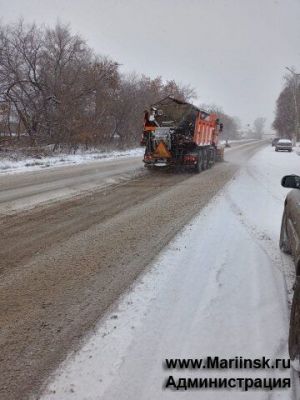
<box><xmin>141</xmin><ymin>96</ymin><xmax>224</xmax><ymax>172</ymax></box>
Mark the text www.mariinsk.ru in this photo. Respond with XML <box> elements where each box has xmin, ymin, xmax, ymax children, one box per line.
<box><xmin>164</xmin><ymin>357</ymin><xmax>291</xmax><ymax>391</ymax></box>
<box><xmin>165</xmin><ymin>356</ymin><xmax>290</xmax><ymax>370</ymax></box>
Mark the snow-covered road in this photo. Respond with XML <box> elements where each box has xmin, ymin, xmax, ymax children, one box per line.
<box><xmin>41</xmin><ymin>146</ymin><xmax>299</xmax><ymax>400</ymax></box>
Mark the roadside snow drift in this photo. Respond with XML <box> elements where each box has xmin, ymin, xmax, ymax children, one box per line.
<box><xmin>0</xmin><ymin>148</ymin><xmax>143</xmax><ymax>175</ymax></box>
<box><xmin>41</xmin><ymin>146</ymin><xmax>298</xmax><ymax>400</ymax></box>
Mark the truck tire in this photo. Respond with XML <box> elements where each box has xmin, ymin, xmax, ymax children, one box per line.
<box><xmin>208</xmin><ymin>148</ymin><xmax>215</xmax><ymax>168</ymax></box>
<box><xmin>195</xmin><ymin>150</ymin><xmax>202</xmax><ymax>173</ymax></box>
<box><xmin>202</xmin><ymin>150</ymin><xmax>208</xmax><ymax>170</ymax></box>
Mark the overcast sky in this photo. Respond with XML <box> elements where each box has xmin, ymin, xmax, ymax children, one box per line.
<box><xmin>1</xmin><ymin>0</ymin><xmax>300</xmax><ymax>130</ymax></box>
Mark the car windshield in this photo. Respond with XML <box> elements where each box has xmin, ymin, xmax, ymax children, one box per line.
<box><xmin>278</xmin><ymin>140</ymin><xmax>291</xmax><ymax>144</ymax></box>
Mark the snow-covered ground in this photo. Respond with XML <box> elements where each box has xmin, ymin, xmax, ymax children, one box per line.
<box><xmin>0</xmin><ymin>148</ymin><xmax>144</xmax><ymax>175</ymax></box>
<box><xmin>41</xmin><ymin>146</ymin><xmax>299</xmax><ymax>400</ymax></box>
<box><xmin>0</xmin><ymin>139</ymin><xmax>260</xmax><ymax>175</ymax></box>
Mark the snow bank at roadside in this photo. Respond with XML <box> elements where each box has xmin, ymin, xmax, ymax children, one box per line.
<box><xmin>40</xmin><ymin>145</ymin><xmax>298</xmax><ymax>400</ymax></box>
<box><xmin>219</xmin><ymin>138</ymin><xmax>256</xmax><ymax>144</ymax></box>
<box><xmin>0</xmin><ymin>148</ymin><xmax>144</xmax><ymax>175</ymax></box>
<box><xmin>0</xmin><ymin>140</ymin><xmax>261</xmax><ymax>175</ymax></box>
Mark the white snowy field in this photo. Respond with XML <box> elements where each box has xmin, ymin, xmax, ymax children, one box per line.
<box><xmin>41</xmin><ymin>146</ymin><xmax>299</xmax><ymax>400</ymax></box>
<box><xmin>0</xmin><ymin>148</ymin><xmax>144</xmax><ymax>175</ymax></box>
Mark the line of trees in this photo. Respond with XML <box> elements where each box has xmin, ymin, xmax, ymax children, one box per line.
<box><xmin>273</xmin><ymin>70</ymin><xmax>300</xmax><ymax>140</ymax></box>
<box><xmin>0</xmin><ymin>21</ymin><xmax>195</xmax><ymax>150</ymax></box>
<box><xmin>0</xmin><ymin>20</ymin><xmax>241</xmax><ymax>151</ymax></box>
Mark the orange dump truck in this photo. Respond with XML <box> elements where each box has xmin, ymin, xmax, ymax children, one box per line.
<box><xmin>141</xmin><ymin>96</ymin><xmax>224</xmax><ymax>172</ymax></box>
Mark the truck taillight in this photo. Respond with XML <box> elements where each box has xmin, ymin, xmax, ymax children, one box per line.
<box><xmin>184</xmin><ymin>155</ymin><xmax>197</xmax><ymax>162</ymax></box>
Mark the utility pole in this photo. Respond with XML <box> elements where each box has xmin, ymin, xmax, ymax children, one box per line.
<box><xmin>285</xmin><ymin>67</ymin><xmax>300</xmax><ymax>146</ymax></box>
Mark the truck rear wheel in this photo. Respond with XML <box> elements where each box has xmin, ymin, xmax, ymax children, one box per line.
<box><xmin>202</xmin><ymin>150</ymin><xmax>208</xmax><ymax>170</ymax></box>
<box><xmin>208</xmin><ymin>148</ymin><xmax>215</xmax><ymax>168</ymax></box>
<box><xmin>195</xmin><ymin>150</ymin><xmax>202</xmax><ymax>173</ymax></box>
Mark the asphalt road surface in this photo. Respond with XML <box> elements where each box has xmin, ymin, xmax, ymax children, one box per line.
<box><xmin>0</xmin><ymin>140</ymin><xmax>266</xmax><ymax>400</ymax></box>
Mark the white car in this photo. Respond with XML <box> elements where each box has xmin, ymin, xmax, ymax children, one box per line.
<box><xmin>275</xmin><ymin>139</ymin><xmax>293</xmax><ymax>152</ymax></box>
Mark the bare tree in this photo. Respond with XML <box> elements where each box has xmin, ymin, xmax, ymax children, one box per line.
<box><xmin>252</xmin><ymin>117</ymin><xmax>266</xmax><ymax>139</ymax></box>
<box><xmin>273</xmin><ymin>73</ymin><xmax>300</xmax><ymax>141</ymax></box>
<box><xmin>0</xmin><ymin>21</ymin><xmax>46</xmax><ymax>144</ymax></box>
<box><xmin>0</xmin><ymin>19</ymin><xmax>198</xmax><ymax>151</ymax></box>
